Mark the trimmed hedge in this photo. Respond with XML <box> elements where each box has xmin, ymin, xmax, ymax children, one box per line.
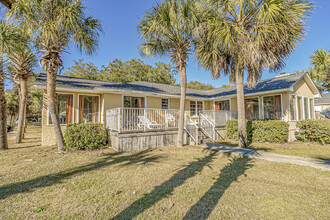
<box><xmin>226</xmin><ymin>120</ymin><xmax>289</xmax><ymax>143</ymax></box>
<box><xmin>226</xmin><ymin>120</ymin><xmax>252</xmax><ymax>142</ymax></box>
<box><xmin>296</xmin><ymin>119</ymin><xmax>330</xmax><ymax>144</ymax></box>
<box><xmin>64</xmin><ymin>123</ymin><xmax>107</xmax><ymax>151</ymax></box>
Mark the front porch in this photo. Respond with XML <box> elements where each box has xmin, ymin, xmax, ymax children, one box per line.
<box><xmin>105</xmin><ymin>108</ymin><xmax>238</xmax><ymax>152</ymax></box>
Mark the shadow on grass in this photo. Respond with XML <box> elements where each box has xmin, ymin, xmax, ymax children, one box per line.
<box><xmin>8</xmin><ymin>145</ymin><xmax>42</xmax><ymax>150</ymax></box>
<box><xmin>216</xmin><ymin>140</ymin><xmax>272</xmax><ymax>152</ymax></box>
<box><xmin>183</xmin><ymin>156</ymin><xmax>253</xmax><ymax>220</ymax></box>
<box><xmin>0</xmin><ymin>150</ymin><xmax>162</xmax><ymax>200</ymax></box>
<box><xmin>112</xmin><ymin>151</ymin><xmax>219</xmax><ymax>220</ymax></box>
<box><xmin>315</xmin><ymin>157</ymin><xmax>330</xmax><ymax>164</ymax></box>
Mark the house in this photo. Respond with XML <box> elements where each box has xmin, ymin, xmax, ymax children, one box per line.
<box><xmin>35</xmin><ymin>72</ymin><xmax>321</xmax><ymax>151</ymax></box>
<box><xmin>315</xmin><ymin>93</ymin><xmax>330</xmax><ymax>118</ymax></box>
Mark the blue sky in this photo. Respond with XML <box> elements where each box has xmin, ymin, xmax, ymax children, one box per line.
<box><xmin>5</xmin><ymin>0</ymin><xmax>330</xmax><ymax>88</ymax></box>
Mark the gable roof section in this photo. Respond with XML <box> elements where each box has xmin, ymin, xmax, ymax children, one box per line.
<box><xmin>315</xmin><ymin>93</ymin><xmax>330</xmax><ymax>105</ymax></box>
<box><xmin>34</xmin><ymin>72</ymin><xmax>311</xmax><ymax>99</ymax></box>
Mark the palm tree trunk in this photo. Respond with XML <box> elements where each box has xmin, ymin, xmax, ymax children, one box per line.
<box><xmin>177</xmin><ymin>65</ymin><xmax>187</xmax><ymax>147</ymax></box>
<box><xmin>236</xmin><ymin>70</ymin><xmax>247</xmax><ymax>147</ymax></box>
<box><xmin>47</xmin><ymin>69</ymin><xmax>65</xmax><ymax>150</ymax></box>
<box><xmin>0</xmin><ymin>57</ymin><xmax>8</xmax><ymax>150</ymax></box>
<box><xmin>16</xmin><ymin>78</ymin><xmax>28</xmax><ymax>143</ymax></box>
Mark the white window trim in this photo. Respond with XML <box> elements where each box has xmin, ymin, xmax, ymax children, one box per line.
<box><xmin>258</xmin><ymin>96</ymin><xmax>261</xmax><ymax>120</ymax></box>
<box><xmin>47</xmin><ymin>92</ymin><xmax>75</xmax><ymax>126</ymax></box>
<box><xmin>242</xmin><ymin>96</ymin><xmax>261</xmax><ymax>120</ymax></box>
<box><xmin>289</xmin><ymin>93</ymin><xmax>298</xmax><ymax>122</ymax></box>
<box><xmin>293</xmin><ymin>95</ymin><xmax>314</xmax><ymax>121</ymax></box>
<box><xmin>262</xmin><ymin>94</ymin><xmax>283</xmax><ymax>120</ymax></box>
<box><xmin>77</xmin><ymin>94</ymin><xmax>101</xmax><ymax>123</ymax></box>
<box><xmin>303</xmin><ymin>97</ymin><xmax>310</xmax><ymax>120</ymax></box>
<box><xmin>297</xmin><ymin>95</ymin><xmax>303</xmax><ymax>121</ymax></box>
<box><xmin>190</xmin><ymin>100</ymin><xmax>204</xmax><ymax>117</ymax></box>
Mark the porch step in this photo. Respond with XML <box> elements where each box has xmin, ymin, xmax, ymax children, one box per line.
<box><xmin>198</xmin><ymin>129</ymin><xmax>212</xmax><ymax>145</ymax></box>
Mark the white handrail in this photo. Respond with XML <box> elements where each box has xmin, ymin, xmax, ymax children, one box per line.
<box><xmin>184</xmin><ymin>113</ymin><xmax>199</xmax><ymax>144</ymax></box>
<box><xmin>199</xmin><ymin>113</ymin><xmax>215</xmax><ymax>141</ymax></box>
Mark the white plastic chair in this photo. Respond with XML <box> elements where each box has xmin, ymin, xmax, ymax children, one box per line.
<box><xmin>137</xmin><ymin>116</ymin><xmax>161</xmax><ymax>129</ymax></box>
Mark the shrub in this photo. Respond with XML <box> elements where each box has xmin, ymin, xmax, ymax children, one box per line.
<box><xmin>251</xmin><ymin>120</ymin><xmax>289</xmax><ymax>143</ymax></box>
<box><xmin>64</xmin><ymin>123</ymin><xmax>107</xmax><ymax>151</ymax></box>
<box><xmin>226</xmin><ymin>120</ymin><xmax>253</xmax><ymax>142</ymax></box>
<box><xmin>226</xmin><ymin>120</ymin><xmax>289</xmax><ymax>143</ymax></box>
<box><xmin>296</xmin><ymin>119</ymin><xmax>330</xmax><ymax>144</ymax></box>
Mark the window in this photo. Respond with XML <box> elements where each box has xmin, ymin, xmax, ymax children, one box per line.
<box><xmin>190</xmin><ymin>101</ymin><xmax>203</xmax><ymax>116</ymax></box>
<box><xmin>290</xmin><ymin>95</ymin><xmax>297</xmax><ymax>121</ymax></box>
<box><xmin>124</xmin><ymin>96</ymin><xmax>145</xmax><ymax>108</ymax></box>
<box><xmin>310</xmin><ymin>99</ymin><xmax>314</xmax><ymax>119</ymax></box>
<box><xmin>263</xmin><ymin>95</ymin><xmax>282</xmax><ymax>120</ymax></box>
<box><xmin>190</xmin><ymin>101</ymin><xmax>196</xmax><ymax>116</ymax></box>
<box><xmin>48</xmin><ymin>93</ymin><xmax>73</xmax><ymax>125</ymax></box>
<box><xmin>304</xmin><ymin>97</ymin><xmax>309</xmax><ymax>119</ymax></box>
<box><xmin>215</xmin><ymin>100</ymin><xmax>230</xmax><ymax>111</ymax></box>
<box><xmin>79</xmin><ymin>95</ymin><xmax>99</xmax><ymax>123</ymax></box>
<box><xmin>162</xmin><ymin>99</ymin><xmax>169</xmax><ymax>110</ymax></box>
<box><xmin>245</xmin><ymin>98</ymin><xmax>259</xmax><ymax>120</ymax></box>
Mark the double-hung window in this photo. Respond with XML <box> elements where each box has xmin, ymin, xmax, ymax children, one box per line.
<box><xmin>162</xmin><ymin>99</ymin><xmax>169</xmax><ymax>110</ymax></box>
<box><xmin>190</xmin><ymin>101</ymin><xmax>203</xmax><ymax>116</ymax></box>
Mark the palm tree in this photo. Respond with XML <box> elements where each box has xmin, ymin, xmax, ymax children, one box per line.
<box><xmin>138</xmin><ymin>0</ymin><xmax>201</xmax><ymax>147</ymax></box>
<box><xmin>0</xmin><ymin>20</ymin><xmax>25</xmax><ymax>150</ymax></box>
<box><xmin>8</xmin><ymin>46</ymin><xmax>36</xmax><ymax>143</ymax></box>
<box><xmin>10</xmin><ymin>0</ymin><xmax>102</xmax><ymax>150</ymax></box>
<box><xmin>310</xmin><ymin>49</ymin><xmax>330</xmax><ymax>89</ymax></box>
<box><xmin>195</xmin><ymin>0</ymin><xmax>312</xmax><ymax>147</ymax></box>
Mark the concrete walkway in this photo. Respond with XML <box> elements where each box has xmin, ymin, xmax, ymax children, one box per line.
<box><xmin>202</xmin><ymin>142</ymin><xmax>330</xmax><ymax>171</ymax></box>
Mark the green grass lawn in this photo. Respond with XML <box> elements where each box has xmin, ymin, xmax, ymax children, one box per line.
<box><xmin>216</xmin><ymin>139</ymin><xmax>330</xmax><ymax>161</ymax></box>
<box><xmin>1</xmin><ymin>131</ymin><xmax>329</xmax><ymax>219</ymax></box>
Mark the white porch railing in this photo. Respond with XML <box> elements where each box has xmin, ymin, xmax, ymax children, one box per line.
<box><xmin>106</xmin><ymin>108</ymin><xmax>179</xmax><ymax>132</ymax></box>
<box><xmin>106</xmin><ymin>108</ymin><xmax>237</xmax><ymax>144</ymax></box>
<box><xmin>199</xmin><ymin>113</ymin><xmax>215</xmax><ymax>141</ymax></box>
<box><xmin>106</xmin><ymin>108</ymin><xmax>121</xmax><ymax>131</ymax></box>
<box><xmin>184</xmin><ymin>114</ymin><xmax>199</xmax><ymax>143</ymax></box>
<box><xmin>200</xmin><ymin>110</ymin><xmax>238</xmax><ymax>127</ymax></box>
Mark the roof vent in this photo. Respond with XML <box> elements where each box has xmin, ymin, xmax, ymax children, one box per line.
<box><xmin>275</xmin><ymin>72</ymin><xmax>291</xmax><ymax>78</ymax></box>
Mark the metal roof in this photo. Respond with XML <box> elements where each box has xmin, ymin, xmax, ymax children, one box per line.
<box><xmin>35</xmin><ymin>72</ymin><xmax>307</xmax><ymax>99</ymax></box>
